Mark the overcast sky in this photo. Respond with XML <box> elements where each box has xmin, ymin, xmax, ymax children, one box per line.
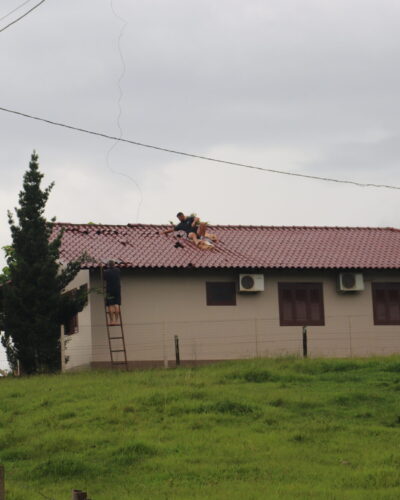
<box><xmin>1</xmin><ymin>0</ymin><xmax>400</xmax><ymax>366</ymax></box>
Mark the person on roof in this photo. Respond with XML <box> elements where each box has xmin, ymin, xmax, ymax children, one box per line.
<box><xmin>103</xmin><ymin>260</ymin><xmax>121</xmax><ymax>325</ymax></box>
<box><xmin>162</xmin><ymin>212</ymin><xmax>217</xmax><ymax>247</ymax></box>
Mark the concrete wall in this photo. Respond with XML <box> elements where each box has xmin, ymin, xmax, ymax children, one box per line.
<box><xmin>63</xmin><ymin>270</ymin><xmax>92</xmax><ymax>371</ymax></box>
<box><xmin>85</xmin><ymin>268</ymin><xmax>400</xmax><ymax>368</ymax></box>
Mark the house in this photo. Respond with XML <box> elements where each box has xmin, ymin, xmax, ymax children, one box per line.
<box><xmin>56</xmin><ymin>223</ymin><xmax>400</xmax><ymax>370</ymax></box>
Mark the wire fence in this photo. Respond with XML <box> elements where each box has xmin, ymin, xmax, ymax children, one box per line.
<box><xmin>1</xmin><ymin>313</ymin><xmax>399</xmax><ymax>371</ymax></box>
<box><xmin>62</xmin><ymin>313</ymin><xmax>400</xmax><ymax>369</ymax></box>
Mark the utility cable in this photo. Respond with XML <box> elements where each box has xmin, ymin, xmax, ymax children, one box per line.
<box><xmin>0</xmin><ymin>0</ymin><xmax>34</xmax><ymax>23</ymax></box>
<box><xmin>1</xmin><ymin>105</ymin><xmax>400</xmax><ymax>191</ymax></box>
<box><xmin>0</xmin><ymin>0</ymin><xmax>47</xmax><ymax>33</ymax></box>
<box><xmin>106</xmin><ymin>0</ymin><xmax>143</xmax><ymax>222</ymax></box>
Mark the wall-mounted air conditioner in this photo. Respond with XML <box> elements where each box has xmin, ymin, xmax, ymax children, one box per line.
<box><xmin>337</xmin><ymin>272</ymin><xmax>364</xmax><ymax>292</ymax></box>
<box><xmin>239</xmin><ymin>274</ymin><xmax>264</xmax><ymax>292</ymax></box>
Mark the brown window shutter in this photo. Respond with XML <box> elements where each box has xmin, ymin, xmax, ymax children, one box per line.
<box><xmin>388</xmin><ymin>289</ymin><xmax>400</xmax><ymax>323</ymax></box>
<box><xmin>280</xmin><ymin>288</ymin><xmax>294</xmax><ymax>323</ymax></box>
<box><xmin>373</xmin><ymin>288</ymin><xmax>387</xmax><ymax>323</ymax></box>
<box><xmin>372</xmin><ymin>283</ymin><xmax>400</xmax><ymax>325</ymax></box>
<box><xmin>279</xmin><ymin>283</ymin><xmax>324</xmax><ymax>326</ymax></box>
<box><xmin>309</xmin><ymin>288</ymin><xmax>323</xmax><ymax>323</ymax></box>
<box><xmin>294</xmin><ymin>288</ymin><xmax>308</xmax><ymax>323</ymax></box>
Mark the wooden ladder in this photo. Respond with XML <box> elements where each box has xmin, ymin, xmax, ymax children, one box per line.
<box><xmin>101</xmin><ymin>268</ymin><xmax>129</xmax><ymax>371</ymax></box>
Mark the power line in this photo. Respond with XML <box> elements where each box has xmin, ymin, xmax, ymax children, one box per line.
<box><xmin>0</xmin><ymin>0</ymin><xmax>47</xmax><ymax>34</ymax></box>
<box><xmin>0</xmin><ymin>0</ymin><xmax>34</xmax><ymax>23</ymax></box>
<box><xmin>0</xmin><ymin>105</ymin><xmax>400</xmax><ymax>191</ymax></box>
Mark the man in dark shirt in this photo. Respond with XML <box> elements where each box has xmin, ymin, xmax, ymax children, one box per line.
<box><xmin>162</xmin><ymin>212</ymin><xmax>217</xmax><ymax>246</ymax></box>
<box><xmin>103</xmin><ymin>260</ymin><xmax>121</xmax><ymax>325</ymax></box>
<box><xmin>174</xmin><ymin>213</ymin><xmax>199</xmax><ymax>234</ymax></box>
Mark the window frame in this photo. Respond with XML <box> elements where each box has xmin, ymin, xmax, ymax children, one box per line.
<box><xmin>278</xmin><ymin>282</ymin><xmax>325</xmax><ymax>326</ymax></box>
<box><xmin>372</xmin><ymin>282</ymin><xmax>400</xmax><ymax>325</ymax></box>
<box><xmin>62</xmin><ymin>284</ymin><xmax>87</xmax><ymax>335</ymax></box>
<box><xmin>206</xmin><ymin>282</ymin><xmax>237</xmax><ymax>306</ymax></box>
<box><xmin>64</xmin><ymin>312</ymin><xmax>79</xmax><ymax>335</ymax></box>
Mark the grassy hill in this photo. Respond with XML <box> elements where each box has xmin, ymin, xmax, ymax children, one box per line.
<box><xmin>1</xmin><ymin>356</ymin><xmax>400</xmax><ymax>500</ymax></box>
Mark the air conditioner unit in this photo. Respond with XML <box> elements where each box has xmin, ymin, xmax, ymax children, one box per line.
<box><xmin>337</xmin><ymin>272</ymin><xmax>364</xmax><ymax>292</ymax></box>
<box><xmin>239</xmin><ymin>274</ymin><xmax>264</xmax><ymax>292</ymax></box>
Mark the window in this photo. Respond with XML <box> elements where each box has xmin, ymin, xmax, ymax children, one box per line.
<box><xmin>372</xmin><ymin>283</ymin><xmax>400</xmax><ymax>325</ymax></box>
<box><xmin>206</xmin><ymin>282</ymin><xmax>236</xmax><ymax>306</ymax></box>
<box><xmin>65</xmin><ymin>313</ymin><xmax>78</xmax><ymax>335</ymax></box>
<box><xmin>278</xmin><ymin>283</ymin><xmax>324</xmax><ymax>326</ymax></box>
<box><xmin>62</xmin><ymin>284</ymin><xmax>87</xmax><ymax>335</ymax></box>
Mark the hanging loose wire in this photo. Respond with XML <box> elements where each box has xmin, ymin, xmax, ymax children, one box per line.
<box><xmin>106</xmin><ymin>0</ymin><xmax>143</xmax><ymax>222</ymax></box>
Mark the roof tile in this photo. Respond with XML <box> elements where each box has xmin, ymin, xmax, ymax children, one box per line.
<box><xmin>52</xmin><ymin>223</ymin><xmax>400</xmax><ymax>270</ymax></box>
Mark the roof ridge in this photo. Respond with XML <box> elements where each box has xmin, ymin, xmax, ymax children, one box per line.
<box><xmin>53</xmin><ymin>222</ymin><xmax>399</xmax><ymax>231</ymax></box>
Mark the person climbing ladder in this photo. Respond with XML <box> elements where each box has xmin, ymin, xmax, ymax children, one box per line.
<box><xmin>103</xmin><ymin>260</ymin><xmax>121</xmax><ymax>325</ymax></box>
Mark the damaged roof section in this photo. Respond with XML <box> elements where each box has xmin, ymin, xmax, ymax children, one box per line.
<box><xmin>52</xmin><ymin>223</ymin><xmax>400</xmax><ymax>270</ymax></box>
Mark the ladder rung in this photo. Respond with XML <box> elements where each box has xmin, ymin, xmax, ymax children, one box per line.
<box><xmin>109</xmin><ymin>336</ymin><xmax>124</xmax><ymax>340</ymax></box>
<box><xmin>107</xmin><ymin>323</ymin><xmax>122</xmax><ymax>327</ymax></box>
<box><xmin>111</xmin><ymin>349</ymin><xmax>126</xmax><ymax>353</ymax></box>
<box><xmin>112</xmin><ymin>361</ymin><xmax>128</xmax><ymax>365</ymax></box>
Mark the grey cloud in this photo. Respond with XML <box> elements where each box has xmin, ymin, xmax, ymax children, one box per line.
<box><xmin>1</xmin><ymin>0</ymin><xmax>400</xmax><ymax>248</ymax></box>
<box><xmin>305</xmin><ymin>135</ymin><xmax>400</xmax><ymax>178</ymax></box>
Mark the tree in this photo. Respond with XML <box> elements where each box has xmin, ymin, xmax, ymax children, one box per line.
<box><xmin>1</xmin><ymin>152</ymin><xmax>87</xmax><ymax>374</ymax></box>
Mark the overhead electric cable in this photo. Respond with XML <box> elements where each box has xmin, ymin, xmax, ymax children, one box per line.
<box><xmin>0</xmin><ymin>0</ymin><xmax>34</xmax><ymax>23</ymax></box>
<box><xmin>0</xmin><ymin>105</ymin><xmax>399</xmax><ymax>191</ymax></box>
<box><xmin>0</xmin><ymin>0</ymin><xmax>47</xmax><ymax>34</ymax></box>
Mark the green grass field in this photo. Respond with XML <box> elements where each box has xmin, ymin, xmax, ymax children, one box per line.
<box><xmin>1</xmin><ymin>356</ymin><xmax>400</xmax><ymax>499</ymax></box>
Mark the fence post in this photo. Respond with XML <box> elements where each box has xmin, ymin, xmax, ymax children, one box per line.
<box><xmin>72</xmin><ymin>490</ymin><xmax>87</xmax><ymax>500</ymax></box>
<box><xmin>192</xmin><ymin>339</ymin><xmax>197</xmax><ymax>367</ymax></box>
<box><xmin>254</xmin><ymin>318</ymin><xmax>259</xmax><ymax>357</ymax></box>
<box><xmin>162</xmin><ymin>322</ymin><xmax>169</xmax><ymax>369</ymax></box>
<box><xmin>174</xmin><ymin>335</ymin><xmax>180</xmax><ymax>366</ymax></box>
<box><xmin>348</xmin><ymin>316</ymin><xmax>353</xmax><ymax>357</ymax></box>
<box><xmin>0</xmin><ymin>465</ymin><xmax>5</xmax><ymax>500</ymax></box>
<box><xmin>61</xmin><ymin>324</ymin><xmax>66</xmax><ymax>373</ymax></box>
<box><xmin>302</xmin><ymin>326</ymin><xmax>308</xmax><ymax>358</ymax></box>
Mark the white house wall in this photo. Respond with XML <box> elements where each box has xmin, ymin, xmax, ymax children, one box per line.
<box><xmin>83</xmin><ymin>268</ymin><xmax>400</xmax><ymax>369</ymax></box>
<box><xmin>63</xmin><ymin>270</ymin><xmax>92</xmax><ymax>371</ymax></box>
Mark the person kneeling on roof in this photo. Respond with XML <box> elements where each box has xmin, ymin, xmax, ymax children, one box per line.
<box><xmin>162</xmin><ymin>212</ymin><xmax>217</xmax><ymax>247</ymax></box>
<box><xmin>103</xmin><ymin>260</ymin><xmax>121</xmax><ymax>325</ymax></box>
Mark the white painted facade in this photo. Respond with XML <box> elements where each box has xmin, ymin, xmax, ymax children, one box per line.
<box><xmin>64</xmin><ymin>268</ymin><xmax>400</xmax><ymax>370</ymax></box>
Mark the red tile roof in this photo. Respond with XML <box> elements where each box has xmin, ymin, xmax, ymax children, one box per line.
<box><xmin>53</xmin><ymin>223</ymin><xmax>400</xmax><ymax>270</ymax></box>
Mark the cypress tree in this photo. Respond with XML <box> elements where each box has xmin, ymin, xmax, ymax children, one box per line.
<box><xmin>2</xmin><ymin>152</ymin><xmax>87</xmax><ymax>374</ymax></box>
